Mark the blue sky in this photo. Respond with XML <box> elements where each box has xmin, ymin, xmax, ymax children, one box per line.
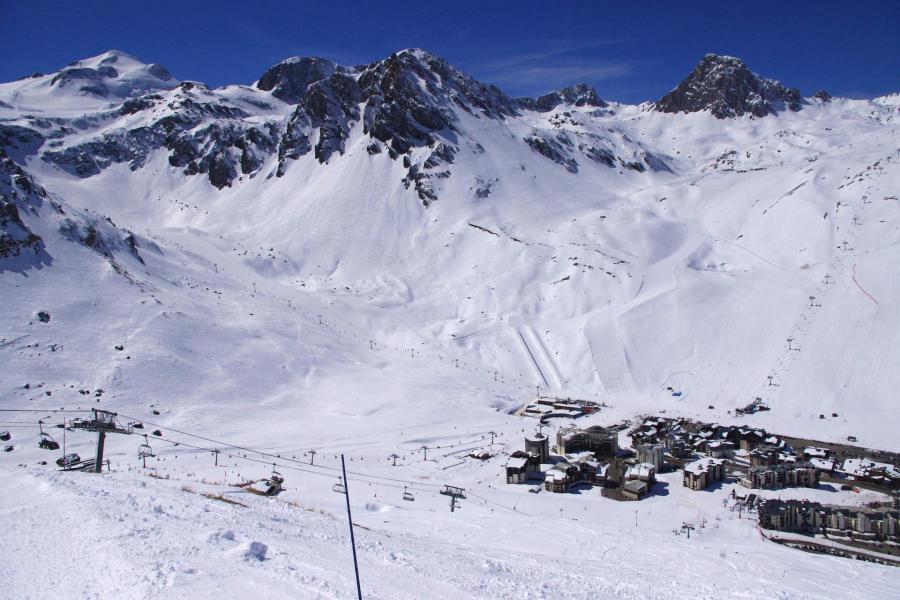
<box><xmin>2</xmin><ymin>0</ymin><xmax>897</xmax><ymax>102</ymax></box>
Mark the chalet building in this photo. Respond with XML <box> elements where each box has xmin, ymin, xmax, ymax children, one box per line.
<box><xmin>568</xmin><ymin>452</ymin><xmax>605</xmax><ymax>485</ymax></box>
<box><xmin>707</xmin><ymin>440</ymin><xmax>735</xmax><ymax>459</ymax></box>
<box><xmin>749</xmin><ymin>445</ymin><xmax>780</xmax><ymax>467</ymax></box>
<box><xmin>543</xmin><ymin>461</ymin><xmax>580</xmax><ymax>493</ymax></box>
<box><xmin>626</xmin><ymin>462</ymin><xmax>656</xmax><ymax>484</ymax></box>
<box><xmin>544</xmin><ymin>468</ymin><xmax>569</xmax><ymax>493</ymax></box>
<box><xmin>556</xmin><ymin>425</ymin><xmax>618</xmax><ymax>458</ymax></box>
<box><xmin>621</xmin><ymin>479</ymin><xmax>649</xmax><ymax>501</ymax></box>
<box><xmin>802</xmin><ymin>446</ymin><xmax>830</xmax><ymax>461</ymax></box>
<box><xmin>737</xmin><ymin>428</ymin><xmax>766</xmax><ymax>451</ymax></box>
<box><xmin>636</xmin><ymin>443</ymin><xmax>666</xmax><ymax>472</ymax></box>
<box><xmin>683</xmin><ymin>457</ymin><xmax>726</xmax><ymax>491</ymax></box>
<box><xmin>742</xmin><ymin>462</ymin><xmax>819</xmax><ymax>489</ymax></box>
<box><xmin>505</xmin><ymin>455</ymin><xmax>529</xmax><ymax>484</ymax></box>
<box><xmin>664</xmin><ymin>434</ymin><xmax>692</xmax><ymax>459</ymax></box>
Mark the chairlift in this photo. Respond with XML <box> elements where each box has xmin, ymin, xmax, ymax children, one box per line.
<box><xmin>56</xmin><ymin>453</ymin><xmax>82</xmax><ymax>468</ymax></box>
<box><xmin>332</xmin><ymin>477</ymin><xmax>346</xmax><ymax>494</ymax></box>
<box><xmin>402</xmin><ymin>486</ymin><xmax>415</xmax><ymax>502</ymax></box>
<box><xmin>138</xmin><ymin>435</ymin><xmax>154</xmax><ymax>458</ymax></box>
<box><xmin>38</xmin><ymin>432</ymin><xmax>59</xmax><ymax>450</ymax></box>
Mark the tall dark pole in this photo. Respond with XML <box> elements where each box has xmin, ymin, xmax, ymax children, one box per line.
<box><xmin>94</xmin><ymin>430</ymin><xmax>106</xmax><ymax>473</ymax></box>
<box><xmin>341</xmin><ymin>454</ymin><xmax>363</xmax><ymax>600</ymax></box>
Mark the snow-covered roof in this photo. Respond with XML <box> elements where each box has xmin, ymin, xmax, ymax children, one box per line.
<box><xmin>507</xmin><ymin>457</ymin><xmax>528</xmax><ymax>469</ymax></box>
<box><xmin>684</xmin><ymin>457</ymin><xmax>724</xmax><ymax>475</ymax></box>
<box><xmin>626</xmin><ymin>463</ymin><xmax>655</xmax><ymax>480</ymax></box>
<box><xmin>809</xmin><ymin>458</ymin><xmax>835</xmax><ymax>471</ymax></box>
<box><xmin>545</xmin><ymin>469</ymin><xmax>567</xmax><ymax>482</ymax></box>
<box><xmin>840</xmin><ymin>458</ymin><xmax>900</xmax><ymax>478</ymax></box>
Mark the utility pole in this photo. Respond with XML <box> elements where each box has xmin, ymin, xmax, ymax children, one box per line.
<box><xmin>340</xmin><ymin>455</ymin><xmax>363</xmax><ymax>600</ymax></box>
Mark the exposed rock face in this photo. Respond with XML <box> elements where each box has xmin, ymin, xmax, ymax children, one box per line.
<box><xmin>256</xmin><ymin>57</ymin><xmax>346</xmax><ymax>104</ymax></box>
<box><xmin>42</xmin><ymin>83</ymin><xmax>280</xmax><ymax>188</ymax></box>
<box><xmin>0</xmin><ymin>151</ymin><xmax>47</xmax><ymax>263</ymax></box>
<box><xmin>524</xmin><ymin>133</ymin><xmax>579</xmax><ymax>173</ymax></box>
<box><xmin>519</xmin><ymin>84</ymin><xmax>607</xmax><ymax>112</ymax></box>
<box><xmin>656</xmin><ymin>54</ymin><xmax>802</xmax><ymax>118</ymax></box>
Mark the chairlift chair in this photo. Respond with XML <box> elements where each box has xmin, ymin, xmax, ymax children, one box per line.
<box><xmin>138</xmin><ymin>435</ymin><xmax>154</xmax><ymax>458</ymax></box>
<box><xmin>56</xmin><ymin>453</ymin><xmax>82</xmax><ymax>468</ymax></box>
<box><xmin>332</xmin><ymin>477</ymin><xmax>346</xmax><ymax>494</ymax></box>
<box><xmin>264</xmin><ymin>471</ymin><xmax>285</xmax><ymax>496</ymax></box>
<box><xmin>402</xmin><ymin>486</ymin><xmax>415</xmax><ymax>501</ymax></box>
<box><xmin>38</xmin><ymin>432</ymin><xmax>59</xmax><ymax>450</ymax></box>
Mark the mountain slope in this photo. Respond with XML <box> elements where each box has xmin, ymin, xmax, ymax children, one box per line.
<box><xmin>1</xmin><ymin>49</ymin><xmax>898</xmax><ymax>449</ymax></box>
<box><xmin>2</xmin><ymin>48</ymin><xmax>900</xmax><ymax>600</ymax></box>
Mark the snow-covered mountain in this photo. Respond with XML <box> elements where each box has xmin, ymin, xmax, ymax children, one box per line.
<box><xmin>1</xmin><ymin>49</ymin><xmax>899</xmax><ymax>598</ymax></box>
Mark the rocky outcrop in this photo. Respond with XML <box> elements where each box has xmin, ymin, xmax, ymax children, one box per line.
<box><xmin>256</xmin><ymin>57</ymin><xmax>347</xmax><ymax>104</ymax></box>
<box><xmin>524</xmin><ymin>133</ymin><xmax>579</xmax><ymax>173</ymax></box>
<box><xmin>656</xmin><ymin>54</ymin><xmax>802</xmax><ymax>118</ymax></box>
<box><xmin>0</xmin><ymin>151</ymin><xmax>47</xmax><ymax>265</ymax></box>
<box><xmin>519</xmin><ymin>84</ymin><xmax>607</xmax><ymax>112</ymax></box>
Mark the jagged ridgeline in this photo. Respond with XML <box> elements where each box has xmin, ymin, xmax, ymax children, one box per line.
<box><xmin>4</xmin><ymin>49</ymin><xmax>816</xmax><ymax>201</ymax></box>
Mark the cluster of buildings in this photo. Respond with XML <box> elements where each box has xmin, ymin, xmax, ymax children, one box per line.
<box><xmin>629</xmin><ymin>416</ymin><xmax>894</xmax><ymax>493</ymax></box>
<box><xmin>759</xmin><ymin>499</ymin><xmax>900</xmax><ymax>547</ymax></box>
<box><xmin>631</xmin><ymin>416</ymin><xmax>786</xmax><ymax>458</ymax></box>
<box><xmin>505</xmin><ymin>425</ymin><xmax>660</xmax><ymax>500</ymax></box>
<box><xmin>521</xmin><ymin>397</ymin><xmax>603</xmax><ymax>422</ymax></box>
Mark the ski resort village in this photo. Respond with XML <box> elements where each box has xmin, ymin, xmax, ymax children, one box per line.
<box><xmin>2</xmin><ymin>6</ymin><xmax>900</xmax><ymax>597</ymax></box>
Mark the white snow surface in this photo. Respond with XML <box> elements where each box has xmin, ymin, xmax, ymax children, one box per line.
<box><xmin>1</xmin><ymin>51</ymin><xmax>899</xmax><ymax>598</ymax></box>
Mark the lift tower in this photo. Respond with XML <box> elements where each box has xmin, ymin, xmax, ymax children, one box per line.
<box><xmin>71</xmin><ymin>409</ymin><xmax>133</xmax><ymax>472</ymax></box>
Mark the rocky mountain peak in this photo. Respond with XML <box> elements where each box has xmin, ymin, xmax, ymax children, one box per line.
<box><xmin>655</xmin><ymin>53</ymin><xmax>802</xmax><ymax>118</ymax></box>
<box><xmin>256</xmin><ymin>57</ymin><xmax>350</xmax><ymax>104</ymax></box>
<box><xmin>519</xmin><ymin>83</ymin><xmax>607</xmax><ymax>112</ymax></box>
